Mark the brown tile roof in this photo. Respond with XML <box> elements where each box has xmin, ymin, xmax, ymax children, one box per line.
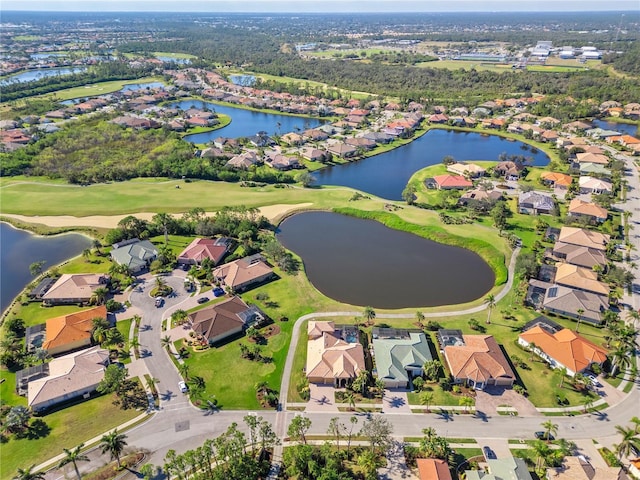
<box><xmin>541</xmin><ymin>171</ymin><xmax>573</xmax><ymax>188</ymax></box>
<box><xmin>444</xmin><ymin>335</ymin><xmax>515</xmax><ymax>384</ymax></box>
<box><xmin>189</xmin><ymin>296</ymin><xmax>248</xmax><ymax>341</ymax></box>
<box><xmin>519</xmin><ymin>326</ymin><xmax>607</xmax><ymax>374</ymax></box>
<box><xmin>575</xmin><ymin>152</ymin><xmax>609</xmax><ymax>165</ymax></box>
<box><xmin>213</xmin><ymin>257</ymin><xmax>273</xmax><ymax>290</ymax></box>
<box><xmin>568</xmin><ymin>199</ymin><xmax>608</xmax><ymax>221</ymax></box>
<box><xmin>42</xmin><ymin>274</ymin><xmax>107</xmax><ymax>303</ymax></box>
<box><xmin>557</xmin><ymin>227</ymin><xmax>609</xmax><ymax>251</ymax></box>
<box><xmin>433</xmin><ymin>174</ymin><xmax>473</xmax><ymax>189</ymax></box>
<box><xmin>552</xmin><ymin>244</ymin><xmax>607</xmax><ymax>269</ymax></box>
<box><xmin>43</xmin><ymin>306</ymin><xmax>107</xmax><ymax>351</ymax></box>
<box><xmin>417</xmin><ymin>459</ymin><xmax>452</xmax><ymax>480</ymax></box>
<box><xmin>554</xmin><ymin>263</ymin><xmax>609</xmax><ymax>296</ymax></box>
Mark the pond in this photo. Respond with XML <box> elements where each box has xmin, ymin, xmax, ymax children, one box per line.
<box><xmin>229</xmin><ymin>74</ymin><xmax>256</xmax><ymax>86</ymax></box>
<box><xmin>313</xmin><ymin>129</ymin><xmax>551</xmax><ymax>200</ymax></box>
<box><xmin>592</xmin><ymin>119</ymin><xmax>638</xmax><ymax>137</ymax></box>
<box><xmin>172</xmin><ymin>100</ymin><xmax>325</xmax><ymax>143</ymax></box>
<box><xmin>276</xmin><ymin>211</ymin><xmax>495</xmax><ymax>309</ymax></box>
<box><xmin>156</xmin><ymin>56</ymin><xmax>191</xmax><ymax>64</ymax></box>
<box><xmin>120</xmin><ymin>81</ymin><xmax>165</xmax><ymax>92</ymax></box>
<box><xmin>0</xmin><ymin>222</ymin><xmax>92</xmax><ymax>313</ymax></box>
<box><xmin>0</xmin><ymin>67</ymin><xmax>87</xmax><ymax>85</ymax></box>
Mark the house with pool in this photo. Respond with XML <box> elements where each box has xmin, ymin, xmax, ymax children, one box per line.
<box><xmin>371</xmin><ymin>328</ymin><xmax>432</xmax><ymax>389</ymax></box>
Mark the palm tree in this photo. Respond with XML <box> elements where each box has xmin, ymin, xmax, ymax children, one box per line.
<box><xmin>362</xmin><ymin>306</ymin><xmax>376</xmax><ymax>326</ymax></box>
<box><xmin>528</xmin><ymin>342</ymin><xmax>538</xmax><ymax>362</ymax></box>
<box><xmin>178</xmin><ymin>363</ymin><xmax>190</xmax><ymax>380</ymax></box>
<box><xmin>13</xmin><ymin>465</ymin><xmax>45</xmax><ymax>480</ymax></box>
<box><xmin>484</xmin><ymin>294</ymin><xmax>496</xmax><ymax>324</ymax></box>
<box><xmin>614</xmin><ymin>424</ymin><xmax>640</xmax><ymax>461</ymax></box>
<box><xmin>557</xmin><ymin>367</ymin><xmax>568</xmax><ymax>389</ymax></box>
<box><xmin>100</xmin><ymin>429</ymin><xmax>128</xmax><ymax>468</ymax></box>
<box><xmin>532</xmin><ymin>439</ymin><xmax>551</xmax><ymax>471</ymax></box>
<box><xmin>415</xmin><ymin>310</ymin><xmax>425</xmax><ymax>327</ymax></box>
<box><xmin>152</xmin><ymin>212</ymin><xmax>172</xmax><ymax>245</ymax></box>
<box><xmin>82</xmin><ymin>248</ymin><xmax>91</xmax><ymax>261</ymax></box>
<box><xmin>610</xmin><ymin>346</ymin><xmax>632</xmax><ymax>377</ymax></box>
<box><xmin>575</xmin><ymin>308</ymin><xmax>584</xmax><ymax>333</ymax></box>
<box><xmin>161</xmin><ymin>335</ymin><xmax>172</xmax><ymax>351</ymax></box>
<box><xmin>419</xmin><ymin>391</ymin><xmax>434</xmax><ymax>412</ymax></box>
<box><xmin>541</xmin><ymin>420</ymin><xmax>558</xmax><ymax>442</ymax></box>
<box><xmin>92</xmin><ymin>287</ymin><xmax>109</xmax><ymax>305</ymax></box>
<box><xmin>344</xmin><ymin>391</ymin><xmax>356</xmax><ymax>411</ymax></box>
<box><xmin>459</xmin><ymin>395</ymin><xmax>474</xmax><ymax>413</ymax></box>
<box><xmin>357</xmin><ymin>450</ymin><xmax>378</xmax><ymax>480</ymax></box>
<box><xmin>58</xmin><ymin>443</ymin><xmax>89</xmax><ymax>480</ymax></box>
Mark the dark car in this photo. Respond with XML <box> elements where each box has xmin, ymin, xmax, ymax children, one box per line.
<box><xmin>482</xmin><ymin>446</ymin><xmax>497</xmax><ymax>460</ymax></box>
<box><xmin>213</xmin><ymin>287</ymin><xmax>225</xmax><ymax>297</ymax></box>
<box><xmin>535</xmin><ymin>431</ymin><xmax>555</xmax><ymax>441</ymax></box>
<box><xmin>197</xmin><ymin>296</ymin><xmax>209</xmax><ymax>304</ymax></box>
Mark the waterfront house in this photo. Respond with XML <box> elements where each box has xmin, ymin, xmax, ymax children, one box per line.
<box><xmin>110</xmin><ymin>239</ymin><xmax>158</xmax><ymax>273</ymax></box>
<box><xmin>42</xmin><ymin>306</ymin><xmax>107</xmax><ymax>356</ymax></box>
<box><xmin>42</xmin><ymin>274</ymin><xmax>109</xmax><ymax>306</ymax></box>
<box><xmin>371</xmin><ymin>329</ymin><xmax>432</xmax><ymax>388</ymax></box>
<box><xmin>212</xmin><ymin>255</ymin><xmax>274</xmax><ymax>292</ymax></box>
<box><xmin>177</xmin><ymin>237</ymin><xmax>231</xmax><ymax>266</ymax></box>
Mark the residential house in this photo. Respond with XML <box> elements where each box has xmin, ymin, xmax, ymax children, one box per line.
<box><xmin>494</xmin><ymin>161</ymin><xmax>523</xmax><ymax>180</ymax></box>
<box><xmin>552</xmin><ymin>243</ymin><xmax>607</xmax><ymax>270</ymax></box>
<box><xmin>265</xmin><ymin>154</ymin><xmax>302</xmax><ymax>170</ymax></box>
<box><xmin>458</xmin><ymin>189</ymin><xmax>503</xmax><ymax>209</ymax></box>
<box><xmin>519</xmin><ymin>326</ymin><xmax>607</xmax><ymax>377</ymax></box>
<box><xmin>556</xmin><ymin>227</ymin><xmax>609</xmax><ymax>251</ymax></box>
<box><xmin>540</xmin><ymin>172</ymin><xmax>573</xmax><ymax>189</ymax></box>
<box><xmin>371</xmin><ymin>329</ymin><xmax>432</xmax><ymax>388</ymax></box>
<box><xmin>226</xmin><ymin>151</ymin><xmax>259</xmax><ymax>170</ymax></box>
<box><xmin>189</xmin><ymin>296</ymin><xmax>265</xmax><ymax>344</ymax></box>
<box><xmin>303</xmin><ymin>129</ymin><xmax>329</xmax><ymax>142</ymax></box>
<box><xmin>575</xmin><ymin>152</ymin><xmax>609</xmax><ymax>166</ymax></box>
<box><xmin>42</xmin><ymin>274</ymin><xmax>109</xmax><ymax>306</ymax></box>
<box><xmin>428</xmin><ymin>113</ymin><xmax>449</xmax><ymax>124</ymax></box>
<box><xmin>567</xmin><ymin>199</ymin><xmax>608</xmax><ymax>223</ymax></box>
<box><xmin>579</xmin><ymin>162</ymin><xmax>610</xmax><ymax>177</ymax></box>
<box><xmin>432</xmin><ymin>174</ymin><xmax>473</xmax><ymax>190</ymax></box>
<box><xmin>110</xmin><ymin>239</ymin><xmax>158</xmax><ymax>273</ymax></box>
<box><xmin>362</xmin><ymin>132</ymin><xmax>394</xmax><ymax>144</ymax></box>
<box><xmin>212</xmin><ymin>255</ymin><xmax>274</xmax><ymax>292</ymax></box>
<box><xmin>27</xmin><ymin>346</ymin><xmax>110</xmax><ymax>412</ymax></box>
<box><xmin>345</xmin><ymin>137</ymin><xmax>376</xmax><ymax>151</ymax></box>
<box><xmin>177</xmin><ymin>237</ymin><xmax>231</xmax><ymax>266</ymax></box>
<box><xmin>546</xmin><ymin>455</ymin><xmax>624</xmax><ymax>480</ymax></box>
<box><xmin>465</xmin><ymin>458</ymin><xmax>532</xmax><ymax>480</ymax></box>
<box><xmin>281</xmin><ymin>132</ymin><xmax>304</xmax><ymax>146</ymax></box>
<box><xmin>442</xmin><ymin>334</ymin><xmax>515</xmax><ymax>389</ymax></box>
<box><xmin>327</xmin><ymin>142</ymin><xmax>358</xmax><ymax>158</ymax></box>
<box><xmin>518</xmin><ymin>191</ymin><xmax>555</xmax><ymax>215</ymax></box>
<box><xmin>306</xmin><ymin>321</ymin><xmax>365</xmax><ymax>387</ymax></box>
<box><xmin>542</xmin><ymin>285</ymin><xmax>608</xmax><ymax>324</ymax></box>
<box><xmin>554</xmin><ymin>263</ymin><xmax>609</xmax><ymax>296</ymax></box>
<box><xmin>300</xmin><ymin>147</ymin><xmax>327</xmax><ymax>162</ymax></box>
<box><xmin>446</xmin><ymin>162</ymin><xmax>486</xmax><ymax>178</ymax></box>
<box><xmin>417</xmin><ymin>459</ymin><xmax>452</xmax><ymax>480</ymax></box>
<box><xmin>579</xmin><ymin>176</ymin><xmax>612</xmax><ymax>195</ymax></box>
<box><xmin>42</xmin><ymin>306</ymin><xmax>107</xmax><ymax>356</ymax></box>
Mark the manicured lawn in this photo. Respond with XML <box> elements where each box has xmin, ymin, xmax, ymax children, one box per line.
<box><xmin>287</xmin><ymin>321</ymin><xmax>309</xmax><ymax>403</ymax></box>
<box><xmin>153</xmin><ymin>51</ymin><xmax>197</xmax><ymax>59</ymax></box>
<box><xmin>148</xmin><ymin>235</ymin><xmax>194</xmax><ymax>257</ymax></box>
<box><xmin>0</xmin><ymin>394</ymin><xmax>139</xmax><ymax>480</ymax></box>
<box><xmin>116</xmin><ymin>317</ymin><xmax>133</xmax><ymax>343</ymax></box>
<box><xmin>0</xmin><ymin>370</ymin><xmax>25</xmax><ymax>407</ymax></box>
<box><xmin>407</xmin><ymin>389</ymin><xmax>466</xmax><ymax>407</ymax></box>
<box><xmin>24</xmin><ymin>76</ymin><xmax>165</xmax><ymax>102</ymax></box>
<box><xmin>10</xmin><ymin>303</ymin><xmax>85</xmax><ymax>329</ymax></box>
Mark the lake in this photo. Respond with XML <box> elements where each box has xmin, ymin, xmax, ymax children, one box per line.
<box><xmin>156</xmin><ymin>56</ymin><xmax>191</xmax><ymax>64</ymax></box>
<box><xmin>0</xmin><ymin>223</ymin><xmax>92</xmax><ymax>313</ymax></box>
<box><xmin>171</xmin><ymin>100</ymin><xmax>325</xmax><ymax>143</ymax></box>
<box><xmin>313</xmin><ymin>129</ymin><xmax>551</xmax><ymax>200</ymax></box>
<box><xmin>277</xmin><ymin>211</ymin><xmax>495</xmax><ymax>309</ymax></box>
<box><xmin>0</xmin><ymin>67</ymin><xmax>87</xmax><ymax>85</ymax></box>
<box><xmin>120</xmin><ymin>81</ymin><xmax>165</xmax><ymax>92</ymax></box>
<box><xmin>592</xmin><ymin>119</ymin><xmax>638</xmax><ymax>137</ymax></box>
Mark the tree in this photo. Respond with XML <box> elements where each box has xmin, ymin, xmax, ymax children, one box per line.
<box><xmin>484</xmin><ymin>294</ymin><xmax>496</xmax><ymax>324</ymax></box>
<box><xmin>575</xmin><ymin>308</ymin><xmax>584</xmax><ymax>333</ymax></box>
<box><xmin>97</xmin><ymin>364</ymin><xmax>128</xmax><ymax>394</ymax></box>
<box><xmin>92</xmin><ymin>286</ymin><xmax>109</xmax><ymax>305</ymax></box>
<box><xmin>346</xmin><ymin>416</ymin><xmax>358</xmax><ymax>457</ymax></box>
<box><xmin>415</xmin><ymin>310</ymin><xmax>425</xmax><ymax>327</ymax></box>
<box><xmin>610</xmin><ymin>346</ymin><xmax>632</xmax><ymax>377</ymax></box>
<box><xmin>357</xmin><ymin>450</ymin><xmax>379</xmax><ymax>480</ymax></box>
<box><xmin>352</xmin><ymin>370</ymin><xmax>370</xmax><ymax>396</ymax></box>
<box><xmin>532</xmin><ymin>439</ymin><xmax>552</xmax><ymax>471</ymax></box>
<box><xmin>161</xmin><ymin>335</ymin><xmax>172</xmax><ymax>350</ymax></box>
<box><xmin>402</xmin><ymin>183</ymin><xmax>417</xmax><ymax>205</ymax></box>
<box><xmin>541</xmin><ymin>420</ymin><xmax>558</xmax><ymax>443</ymax></box>
<box><xmin>5</xmin><ymin>406</ymin><xmax>32</xmax><ymax>434</ymax></box>
<box><xmin>13</xmin><ymin>465</ymin><xmax>45</xmax><ymax>480</ymax></box>
<box><xmin>29</xmin><ymin>261</ymin><xmax>46</xmax><ymax>277</ymax></box>
<box><xmin>360</xmin><ymin>416</ymin><xmax>393</xmax><ymax>454</ymax></box>
<box><xmin>362</xmin><ymin>306</ymin><xmax>376</xmax><ymax>325</ymax></box>
<box><xmin>459</xmin><ymin>395</ymin><xmax>475</xmax><ymax>413</ymax></box>
<box><xmin>178</xmin><ymin>362</ymin><xmax>190</xmax><ymax>381</ymax></box>
<box><xmin>419</xmin><ymin>391</ymin><xmax>434</xmax><ymax>412</ymax></box>
<box><xmin>171</xmin><ymin>309</ymin><xmax>188</xmax><ymax>326</ymax></box>
<box><xmin>557</xmin><ymin>367</ymin><xmax>568</xmax><ymax>389</ymax></box>
<box><xmin>423</xmin><ymin>359</ymin><xmax>442</xmax><ymax>382</ymax></box>
<box><xmin>100</xmin><ymin>429</ymin><xmax>128</xmax><ymax>467</ymax></box>
<box><xmin>614</xmin><ymin>424</ymin><xmax>640</xmax><ymax>461</ymax></box>
<box><xmin>327</xmin><ymin>417</ymin><xmax>344</xmax><ymax>451</ymax></box>
<box><xmin>152</xmin><ymin>212</ymin><xmax>174</xmax><ymax>245</ymax></box>
<box><xmin>296</xmin><ymin>171</ymin><xmax>315</xmax><ymax>187</ymax></box>
<box><xmin>287</xmin><ymin>415</ymin><xmax>311</xmax><ymax>445</ymax></box>
<box><xmin>58</xmin><ymin>443</ymin><xmax>90</xmax><ymax>480</ymax></box>
<box><xmin>344</xmin><ymin>390</ymin><xmax>356</xmax><ymax>411</ymax></box>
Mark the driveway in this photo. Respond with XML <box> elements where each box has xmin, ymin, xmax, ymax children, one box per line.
<box><xmin>377</xmin><ymin>440</ymin><xmax>417</xmax><ymax>480</ymax></box>
<box><xmin>306</xmin><ymin>384</ymin><xmax>339</xmax><ymax>412</ymax></box>
<box><xmin>475</xmin><ymin>386</ymin><xmax>540</xmax><ymax>417</ymax></box>
<box><xmin>382</xmin><ymin>389</ymin><xmax>412</xmax><ymax>414</ymax></box>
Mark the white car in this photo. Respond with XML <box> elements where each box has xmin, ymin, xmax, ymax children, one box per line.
<box><xmin>178</xmin><ymin>381</ymin><xmax>188</xmax><ymax>393</ymax></box>
<box><xmin>584</xmin><ymin>373</ymin><xmax>602</xmax><ymax>388</ymax></box>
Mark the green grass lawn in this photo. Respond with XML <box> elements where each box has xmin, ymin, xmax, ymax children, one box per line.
<box><xmin>153</xmin><ymin>51</ymin><xmax>197</xmax><ymax>59</ymax></box>
<box><xmin>10</xmin><ymin>303</ymin><xmax>85</xmax><ymax>329</ymax></box>
<box><xmin>116</xmin><ymin>317</ymin><xmax>133</xmax><ymax>343</ymax></box>
<box><xmin>0</xmin><ymin>394</ymin><xmax>139</xmax><ymax>480</ymax></box>
<box><xmin>287</xmin><ymin>320</ymin><xmax>309</xmax><ymax>403</ymax></box>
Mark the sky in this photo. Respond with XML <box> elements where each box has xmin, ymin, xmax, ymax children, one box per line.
<box><xmin>1</xmin><ymin>0</ymin><xmax>638</xmax><ymax>12</ymax></box>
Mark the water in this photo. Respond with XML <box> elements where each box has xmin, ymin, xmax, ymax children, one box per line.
<box><xmin>156</xmin><ymin>56</ymin><xmax>191</xmax><ymax>64</ymax></box>
<box><xmin>314</xmin><ymin>129</ymin><xmax>550</xmax><ymax>200</ymax></box>
<box><xmin>229</xmin><ymin>74</ymin><xmax>256</xmax><ymax>86</ymax></box>
<box><xmin>30</xmin><ymin>53</ymin><xmax>66</xmax><ymax>59</ymax></box>
<box><xmin>172</xmin><ymin>100</ymin><xmax>324</xmax><ymax>143</ymax></box>
<box><xmin>119</xmin><ymin>81</ymin><xmax>165</xmax><ymax>92</ymax></box>
<box><xmin>277</xmin><ymin>211</ymin><xmax>495</xmax><ymax>309</ymax></box>
<box><xmin>0</xmin><ymin>67</ymin><xmax>87</xmax><ymax>85</ymax></box>
<box><xmin>592</xmin><ymin>119</ymin><xmax>638</xmax><ymax>137</ymax></box>
<box><xmin>0</xmin><ymin>223</ymin><xmax>92</xmax><ymax>313</ymax></box>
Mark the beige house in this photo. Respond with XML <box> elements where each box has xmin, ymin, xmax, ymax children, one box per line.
<box><xmin>189</xmin><ymin>296</ymin><xmax>264</xmax><ymax>344</ymax></box>
<box><xmin>567</xmin><ymin>199</ymin><xmax>608</xmax><ymax>223</ymax></box>
<box><xmin>446</xmin><ymin>162</ymin><xmax>486</xmax><ymax>178</ymax></box>
<box><xmin>554</xmin><ymin>263</ymin><xmax>609</xmax><ymax>296</ymax></box>
<box><xmin>213</xmin><ymin>255</ymin><xmax>274</xmax><ymax>292</ymax></box>
<box><xmin>306</xmin><ymin>321</ymin><xmax>365</xmax><ymax>387</ymax></box>
<box><xmin>28</xmin><ymin>346</ymin><xmax>109</xmax><ymax>412</ymax></box>
<box><xmin>42</xmin><ymin>274</ymin><xmax>109</xmax><ymax>306</ymax></box>
<box><xmin>556</xmin><ymin>227</ymin><xmax>609</xmax><ymax>251</ymax></box>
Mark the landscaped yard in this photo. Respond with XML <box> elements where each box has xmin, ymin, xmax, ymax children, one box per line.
<box><xmin>0</xmin><ymin>394</ymin><xmax>140</xmax><ymax>480</ymax></box>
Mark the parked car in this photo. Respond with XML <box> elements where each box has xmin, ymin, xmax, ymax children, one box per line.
<box><xmin>155</xmin><ymin>297</ymin><xmax>164</xmax><ymax>308</ymax></box>
<box><xmin>535</xmin><ymin>431</ymin><xmax>555</xmax><ymax>441</ymax></box>
<box><xmin>178</xmin><ymin>381</ymin><xmax>188</xmax><ymax>393</ymax></box>
<box><xmin>584</xmin><ymin>373</ymin><xmax>602</xmax><ymax>388</ymax></box>
<box><xmin>213</xmin><ymin>287</ymin><xmax>225</xmax><ymax>297</ymax></box>
<box><xmin>482</xmin><ymin>446</ymin><xmax>497</xmax><ymax>460</ymax></box>
<box><xmin>197</xmin><ymin>296</ymin><xmax>209</xmax><ymax>304</ymax></box>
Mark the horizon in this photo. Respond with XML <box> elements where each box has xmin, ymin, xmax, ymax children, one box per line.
<box><xmin>1</xmin><ymin>0</ymin><xmax>638</xmax><ymax>13</ymax></box>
